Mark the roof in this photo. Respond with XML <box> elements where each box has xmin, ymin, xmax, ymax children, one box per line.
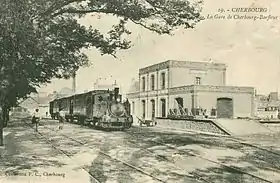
<box><xmin>20</xmin><ymin>95</ymin><xmax>53</xmax><ymax>106</ymax></box>
<box><xmin>139</xmin><ymin>60</ymin><xmax>227</xmax><ymax>74</ymax></box>
<box><xmin>50</xmin><ymin>89</ymin><xmax>113</xmax><ymax>102</ymax></box>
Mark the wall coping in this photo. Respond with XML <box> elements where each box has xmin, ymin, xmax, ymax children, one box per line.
<box><xmin>169</xmin><ymin>85</ymin><xmax>255</xmax><ymax>94</ymax></box>
<box><xmin>139</xmin><ymin>60</ymin><xmax>227</xmax><ymax>75</ymax></box>
<box><xmin>156</xmin><ymin>117</ymin><xmax>213</xmax><ymax>123</ymax></box>
<box><xmin>126</xmin><ymin>84</ymin><xmax>255</xmax><ymax>98</ymax></box>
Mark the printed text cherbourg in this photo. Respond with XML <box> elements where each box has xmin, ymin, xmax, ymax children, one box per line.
<box><xmin>2</xmin><ymin>171</ymin><xmax>66</xmax><ymax>178</ymax></box>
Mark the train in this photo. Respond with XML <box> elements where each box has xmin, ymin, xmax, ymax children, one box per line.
<box><xmin>49</xmin><ymin>87</ymin><xmax>133</xmax><ymax>130</ymax></box>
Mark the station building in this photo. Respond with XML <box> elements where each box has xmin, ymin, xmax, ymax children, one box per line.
<box><xmin>127</xmin><ymin>60</ymin><xmax>255</xmax><ymax>120</ymax></box>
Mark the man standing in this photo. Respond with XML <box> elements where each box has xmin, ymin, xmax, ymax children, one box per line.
<box><xmin>32</xmin><ymin>109</ymin><xmax>40</xmax><ymax>132</ymax></box>
<box><xmin>58</xmin><ymin>109</ymin><xmax>65</xmax><ymax>130</ymax></box>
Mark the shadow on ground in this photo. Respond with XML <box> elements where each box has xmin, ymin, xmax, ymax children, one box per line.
<box><xmin>129</xmin><ymin>127</ymin><xmax>280</xmax><ymax>183</ymax></box>
<box><xmin>0</xmin><ymin>119</ymin><xmax>67</xmax><ymax>175</ymax></box>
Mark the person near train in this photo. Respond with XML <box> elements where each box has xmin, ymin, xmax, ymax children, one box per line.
<box><xmin>32</xmin><ymin>109</ymin><xmax>41</xmax><ymax>132</ymax></box>
<box><xmin>58</xmin><ymin>109</ymin><xmax>65</xmax><ymax>130</ymax></box>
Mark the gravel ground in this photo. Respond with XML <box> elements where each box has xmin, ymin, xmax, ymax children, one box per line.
<box><xmin>43</xmin><ymin>120</ymin><xmax>280</xmax><ymax>182</ymax></box>
<box><xmin>1</xmin><ymin>118</ymin><xmax>280</xmax><ymax>183</ymax></box>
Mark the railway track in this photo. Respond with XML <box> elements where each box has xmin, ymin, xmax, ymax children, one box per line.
<box><xmin>25</xmin><ymin>118</ymin><xmax>278</xmax><ymax>183</ymax></box>
<box><xmin>125</xmin><ymin>130</ymin><xmax>275</xmax><ymax>183</ymax></box>
<box><xmin>142</xmin><ymin>126</ymin><xmax>280</xmax><ymax>157</ymax></box>
<box><xmin>227</xmin><ymin>137</ymin><xmax>280</xmax><ymax>171</ymax></box>
<box><xmin>137</xmin><ymin>125</ymin><xmax>280</xmax><ymax>159</ymax></box>
<box><xmin>53</xmin><ymin>121</ymin><xmax>276</xmax><ymax>182</ymax></box>
<box><xmin>231</xmin><ymin>137</ymin><xmax>280</xmax><ymax>157</ymax></box>
<box><xmin>25</xmin><ymin>121</ymin><xmax>210</xmax><ymax>183</ymax></box>
<box><xmin>24</xmin><ymin>122</ymin><xmax>102</xmax><ymax>183</ymax></box>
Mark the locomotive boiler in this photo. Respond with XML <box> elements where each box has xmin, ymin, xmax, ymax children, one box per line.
<box><xmin>49</xmin><ymin>87</ymin><xmax>133</xmax><ymax>130</ymax></box>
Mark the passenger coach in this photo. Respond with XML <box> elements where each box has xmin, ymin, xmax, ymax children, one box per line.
<box><xmin>49</xmin><ymin>87</ymin><xmax>133</xmax><ymax>130</ymax></box>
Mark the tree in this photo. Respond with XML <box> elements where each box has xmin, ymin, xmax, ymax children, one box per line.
<box><xmin>0</xmin><ymin>0</ymin><xmax>203</xmax><ymax>145</ymax></box>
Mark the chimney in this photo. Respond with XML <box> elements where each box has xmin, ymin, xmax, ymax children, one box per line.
<box><xmin>72</xmin><ymin>73</ymin><xmax>76</xmax><ymax>94</ymax></box>
<box><xmin>114</xmin><ymin>87</ymin><xmax>119</xmax><ymax>101</ymax></box>
<box><xmin>113</xmin><ymin>80</ymin><xmax>117</xmax><ymax>87</ymax></box>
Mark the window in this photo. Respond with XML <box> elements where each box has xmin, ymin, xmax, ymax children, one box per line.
<box><xmin>161</xmin><ymin>72</ymin><xmax>166</xmax><ymax>89</ymax></box>
<box><xmin>142</xmin><ymin>77</ymin><xmax>146</xmax><ymax>91</ymax></box>
<box><xmin>151</xmin><ymin>75</ymin><xmax>155</xmax><ymax>90</ymax></box>
<box><xmin>195</xmin><ymin>77</ymin><xmax>201</xmax><ymax>85</ymax></box>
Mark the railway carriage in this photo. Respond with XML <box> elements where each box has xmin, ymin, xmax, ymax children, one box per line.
<box><xmin>49</xmin><ymin>87</ymin><xmax>133</xmax><ymax>130</ymax></box>
<box><xmin>49</xmin><ymin>99</ymin><xmax>60</xmax><ymax>119</ymax></box>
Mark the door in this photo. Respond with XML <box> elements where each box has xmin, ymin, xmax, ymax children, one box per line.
<box><xmin>161</xmin><ymin>99</ymin><xmax>166</xmax><ymax>117</ymax></box>
<box><xmin>217</xmin><ymin>97</ymin><xmax>233</xmax><ymax>118</ymax></box>
<box><xmin>151</xmin><ymin>100</ymin><xmax>155</xmax><ymax>119</ymax></box>
<box><xmin>142</xmin><ymin>100</ymin><xmax>146</xmax><ymax>118</ymax></box>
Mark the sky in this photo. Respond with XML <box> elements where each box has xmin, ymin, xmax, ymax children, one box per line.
<box><xmin>39</xmin><ymin>0</ymin><xmax>280</xmax><ymax>96</ymax></box>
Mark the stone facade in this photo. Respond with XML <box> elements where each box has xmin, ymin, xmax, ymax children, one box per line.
<box><xmin>127</xmin><ymin>60</ymin><xmax>255</xmax><ymax>121</ymax></box>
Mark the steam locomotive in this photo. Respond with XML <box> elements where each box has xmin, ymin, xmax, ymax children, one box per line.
<box><xmin>49</xmin><ymin>87</ymin><xmax>133</xmax><ymax>130</ymax></box>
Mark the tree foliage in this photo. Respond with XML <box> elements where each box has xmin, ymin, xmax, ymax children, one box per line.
<box><xmin>0</xmin><ymin>0</ymin><xmax>203</xmax><ymax>108</ymax></box>
<box><xmin>0</xmin><ymin>0</ymin><xmax>203</xmax><ymax>144</ymax></box>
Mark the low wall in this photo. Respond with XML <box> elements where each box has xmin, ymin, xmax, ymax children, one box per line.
<box><xmin>155</xmin><ymin>118</ymin><xmax>229</xmax><ymax>135</ymax></box>
<box><xmin>256</xmin><ymin>110</ymin><xmax>278</xmax><ymax>119</ymax></box>
<box><xmin>262</xmin><ymin>123</ymin><xmax>280</xmax><ymax>132</ymax></box>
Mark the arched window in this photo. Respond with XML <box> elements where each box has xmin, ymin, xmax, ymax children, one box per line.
<box><xmin>142</xmin><ymin>76</ymin><xmax>146</xmax><ymax>91</ymax></box>
<box><xmin>161</xmin><ymin>72</ymin><xmax>166</xmax><ymax>89</ymax></box>
<box><xmin>151</xmin><ymin>74</ymin><xmax>155</xmax><ymax>91</ymax></box>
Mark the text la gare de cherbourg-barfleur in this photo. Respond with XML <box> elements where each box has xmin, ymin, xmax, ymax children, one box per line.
<box><xmin>204</xmin><ymin>7</ymin><xmax>279</xmax><ymax>21</ymax></box>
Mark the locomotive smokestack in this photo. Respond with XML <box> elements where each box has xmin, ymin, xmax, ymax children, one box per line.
<box><xmin>114</xmin><ymin>87</ymin><xmax>119</xmax><ymax>101</ymax></box>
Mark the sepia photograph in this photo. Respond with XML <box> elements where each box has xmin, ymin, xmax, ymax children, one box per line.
<box><xmin>1</xmin><ymin>0</ymin><xmax>280</xmax><ymax>182</ymax></box>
